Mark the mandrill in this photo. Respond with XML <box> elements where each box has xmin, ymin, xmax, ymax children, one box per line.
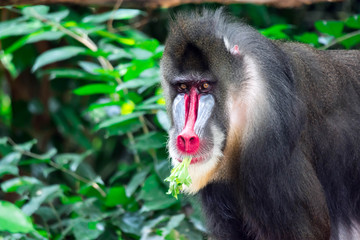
<box><xmin>161</xmin><ymin>8</ymin><xmax>360</xmax><ymax>240</ymax></box>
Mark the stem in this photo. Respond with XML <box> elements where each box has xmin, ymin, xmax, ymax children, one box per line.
<box><xmin>49</xmin><ymin>201</ymin><xmax>64</xmax><ymax>232</ymax></box>
<box><xmin>319</xmin><ymin>30</ymin><xmax>360</xmax><ymax>50</ymax></box>
<box><xmin>107</xmin><ymin>0</ymin><xmax>123</xmax><ymax>33</ymax></box>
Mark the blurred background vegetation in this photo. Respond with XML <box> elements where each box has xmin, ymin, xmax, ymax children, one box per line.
<box><xmin>0</xmin><ymin>1</ymin><xmax>359</xmax><ymax>239</ymax></box>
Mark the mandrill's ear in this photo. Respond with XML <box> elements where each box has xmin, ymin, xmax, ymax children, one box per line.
<box><xmin>230</xmin><ymin>45</ymin><xmax>241</xmax><ymax>56</ymax></box>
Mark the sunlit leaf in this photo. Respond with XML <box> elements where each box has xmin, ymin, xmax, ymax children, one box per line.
<box><xmin>260</xmin><ymin>24</ymin><xmax>291</xmax><ymax>39</ymax></box>
<box><xmin>32</xmin><ymin>46</ymin><xmax>86</xmax><ymax>72</ymax></box>
<box><xmin>105</xmin><ymin>186</ymin><xmax>130</xmax><ymax>207</ymax></box>
<box><xmin>121</xmin><ymin>100</ymin><xmax>135</xmax><ymax>115</ymax></box>
<box><xmin>0</xmin><ymin>201</ymin><xmax>35</xmax><ymax>233</ymax></box>
<box><xmin>315</xmin><ymin>20</ymin><xmax>344</xmax><ymax>37</ymax></box>
<box><xmin>294</xmin><ymin>32</ymin><xmax>319</xmax><ymax>46</ymax></box>
<box><xmin>345</xmin><ymin>15</ymin><xmax>360</xmax><ymax>29</ymax></box>
<box><xmin>95</xmin><ymin>30</ymin><xmax>136</xmax><ymax>46</ymax></box>
<box><xmin>73</xmin><ymin>84</ymin><xmax>116</xmax><ymax>95</ymax></box>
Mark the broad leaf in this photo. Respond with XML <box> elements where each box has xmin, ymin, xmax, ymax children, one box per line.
<box><xmin>32</xmin><ymin>46</ymin><xmax>86</xmax><ymax>72</ymax></box>
<box><xmin>22</xmin><ymin>185</ymin><xmax>63</xmax><ymax>215</ymax></box>
<box><xmin>345</xmin><ymin>15</ymin><xmax>360</xmax><ymax>29</ymax></box>
<box><xmin>139</xmin><ymin>174</ymin><xmax>177</xmax><ymax>212</ymax></box>
<box><xmin>105</xmin><ymin>186</ymin><xmax>130</xmax><ymax>207</ymax></box>
<box><xmin>22</xmin><ymin>5</ymin><xmax>50</xmax><ymax>18</ymax></box>
<box><xmin>82</xmin><ymin>9</ymin><xmax>142</xmax><ymax>23</ymax></box>
<box><xmin>315</xmin><ymin>20</ymin><xmax>344</xmax><ymax>37</ymax></box>
<box><xmin>1</xmin><ymin>176</ymin><xmax>43</xmax><ymax>193</ymax></box>
<box><xmin>95</xmin><ymin>111</ymin><xmax>145</xmax><ymax>130</ymax></box>
<box><xmin>73</xmin><ymin>84</ymin><xmax>116</xmax><ymax>95</ymax></box>
<box><xmin>0</xmin><ymin>201</ymin><xmax>35</xmax><ymax>233</ymax></box>
<box><xmin>131</xmin><ymin>132</ymin><xmax>166</xmax><ymax>151</ymax></box>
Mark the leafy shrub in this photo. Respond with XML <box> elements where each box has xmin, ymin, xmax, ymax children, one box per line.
<box><xmin>0</xmin><ymin>5</ymin><xmax>205</xmax><ymax>240</ymax></box>
<box><xmin>0</xmin><ymin>4</ymin><xmax>359</xmax><ymax>240</ymax></box>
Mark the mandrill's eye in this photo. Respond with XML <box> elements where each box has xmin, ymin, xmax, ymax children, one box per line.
<box><xmin>177</xmin><ymin>83</ymin><xmax>188</xmax><ymax>92</ymax></box>
<box><xmin>199</xmin><ymin>82</ymin><xmax>211</xmax><ymax>92</ymax></box>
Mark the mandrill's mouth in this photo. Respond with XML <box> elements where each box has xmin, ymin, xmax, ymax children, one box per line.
<box><xmin>176</xmin><ymin>154</ymin><xmax>210</xmax><ymax>164</ymax></box>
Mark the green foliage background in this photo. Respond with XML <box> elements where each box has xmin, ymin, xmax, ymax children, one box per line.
<box><xmin>0</xmin><ymin>3</ymin><xmax>359</xmax><ymax>240</ymax></box>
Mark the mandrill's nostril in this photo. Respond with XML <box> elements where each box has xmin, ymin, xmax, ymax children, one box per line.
<box><xmin>176</xmin><ymin>132</ymin><xmax>200</xmax><ymax>154</ymax></box>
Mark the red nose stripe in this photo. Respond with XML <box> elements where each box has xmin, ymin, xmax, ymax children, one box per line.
<box><xmin>176</xmin><ymin>88</ymin><xmax>200</xmax><ymax>154</ymax></box>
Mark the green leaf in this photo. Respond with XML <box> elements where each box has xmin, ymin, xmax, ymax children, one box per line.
<box><xmin>105</xmin><ymin>186</ymin><xmax>130</xmax><ymax>207</ymax></box>
<box><xmin>22</xmin><ymin>5</ymin><xmax>50</xmax><ymax>18</ymax></box>
<box><xmin>78</xmin><ymin>61</ymin><xmax>101</xmax><ymax>74</ymax></box>
<box><xmin>1</xmin><ymin>152</ymin><xmax>22</xmax><ymax>165</ymax></box>
<box><xmin>136</xmin><ymin>39</ymin><xmax>160</xmax><ymax>52</ymax></box>
<box><xmin>105</xmin><ymin>118</ymin><xmax>142</xmax><ymax>137</ymax></box>
<box><xmin>13</xmin><ymin>139</ymin><xmax>37</xmax><ymax>152</ymax></box>
<box><xmin>0</xmin><ymin>201</ymin><xmax>35</xmax><ymax>233</ymax></box>
<box><xmin>116</xmin><ymin>77</ymin><xmax>159</xmax><ymax>92</ymax></box>
<box><xmin>0</xmin><ymin>165</ymin><xmax>18</xmax><ymax>178</ymax></box>
<box><xmin>340</xmin><ymin>33</ymin><xmax>360</xmax><ymax>49</ymax></box>
<box><xmin>160</xmin><ymin>214</ymin><xmax>185</xmax><ymax>236</ymax></box>
<box><xmin>46</xmin><ymin>9</ymin><xmax>70</xmax><ymax>22</ymax></box>
<box><xmin>72</xmin><ymin>218</ymin><xmax>104</xmax><ymax>240</ymax></box>
<box><xmin>32</xmin><ymin>46</ymin><xmax>86</xmax><ymax>72</ymax></box>
<box><xmin>0</xmin><ymin>22</ymin><xmax>43</xmax><ymax>40</ymax></box>
<box><xmin>83</xmin><ymin>9</ymin><xmax>142</xmax><ymax>23</ymax></box>
<box><xmin>139</xmin><ymin>174</ymin><xmax>178</xmax><ymax>212</ymax></box>
<box><xmin>73</xmin><ymin>84</ymin><xmax>116</xmax><ymax>95</ymax></box>
<box><xmin>131</xmin><ymin>131</ymin><xmax>166</xmax><ymax>151</ymax></box>
<box><xmin>5</xmin><ymin>31</ymin><xmax>65</xmax><ymax>55</ymax></box>
<box><xmin>157</xmin><ymin>110</ymin><xmax>171</xmax><ymax>131</ymax></box>
<box><xmin>1</xmin><ymin>176</ymin><xmax>43</xmax><ymax>193</ymax></box>
<box><xmin>294</xmin><ymin>32</ymin><xmax>319</xmax><ymax>46</ymax></box>
<box><xmin>345</xmin><ymin>15</ymin><xmax>360</xmax><ymax>29</ymax></box>
<box><xmin>54</xmin><ymin>150</ymin><xmax>92</xmax><ymax>171</ymax></box>
<box><xmin>260</xmin><ymin>24</ymin><xmax>291</xmax><ymax>39</ymax></box>
<box><xmin>22</xmin><ymin>185</ymin><xmax>63</xmax><ymax>215</ymax></box>
<box><xmin>126</xmin><ymin>167</ymin><xmax>150</xmax><ymax>197</ymax></box>
<box><xmin>128</xmin><ymin>48</ymin><xmax>153</xmax><ymax>60</ymax></box>
<box><xmin>44</xmin><ymin>68</ymin><xmax>114</xmax><ymax>82</ymax></box>
<box><xmin>95</xmin><ymin>111</ymin><xmax>144</xmax><ymax>130</ymax></box>
<box><xmin>95</xmin><ymin>30</ymin><xmax>135</xmax><ymax>46</ymax></box>
<box><xmin>114</xmin><ymin>212</ymin><xmax>144</xmax><ymax>236</ymax></box>
<box><xmin>315</xmin><ymin>20</ymin><xmax>344</xmax><ymax>37</ymax></box>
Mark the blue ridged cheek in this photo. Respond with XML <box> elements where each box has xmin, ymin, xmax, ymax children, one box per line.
<box><xmin>172</xmin><ymin>94</ymin><xmax>186</xmax><ymax>133</ymax></box>
<box><xmin>194</xmin><ymin>94</ymin><xmax>215</xmax><ymax>137</ymax></box>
